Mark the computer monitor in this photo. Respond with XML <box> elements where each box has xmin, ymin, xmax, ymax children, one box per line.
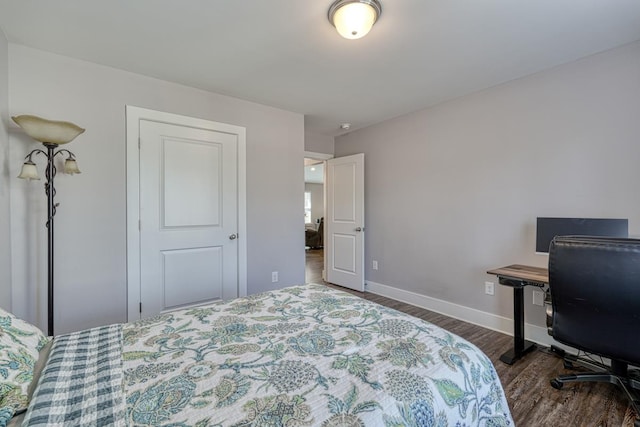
<box><xmin>536</xmin><ymin>217</ymin><xmax>629</xmax><ymax>253</ymax></box>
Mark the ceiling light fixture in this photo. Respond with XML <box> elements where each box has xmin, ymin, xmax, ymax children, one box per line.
<box><xmin>328</xmin><ymin>0</ymin><xmax>382</xmax><ymax>40</ymax></box>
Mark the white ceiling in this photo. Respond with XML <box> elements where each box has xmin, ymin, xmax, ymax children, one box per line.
<box><xmin>1</xmin><ymin>1</ymin><xmax>639</xmax><ymax>137</ymax></box>
<box><xmin>304</xmin><ymin>162</ymin><xmax>324</xmax><ymax>185</ymax></box>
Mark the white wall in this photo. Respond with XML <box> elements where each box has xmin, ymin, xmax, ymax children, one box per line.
<box><xmin>335</xmin><ymin>41</ymin><xmax>640</xmax><ymax>329</ymax></box>
<box><xmin>305</xmin><ymin>183</ymin><xmax>324</xmax><ymax>225</ymax></box>
<box><xmin>9</xmin><ymin>45</ymin><xmax>305</xmax><ymax>334</ymax></box>
<box><xmin>0</xmin><ymin>30</ymin><xmax>10</xmax><ymax>310</ymax></box>
<box><xmin>304</xmin><ymin>131</ymin><xmax>334</xmax><ymax>155</ymax></box>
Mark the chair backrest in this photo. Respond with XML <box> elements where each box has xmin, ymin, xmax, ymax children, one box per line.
<box><xmin>317</xmin><ymin>218</ymin><xmax>324</xmax><ymax>246</ymax></box>
<box><xmin>549</xmin><ymin>236</ymin><xmax>640</xmax><ymax>366</ymax></box>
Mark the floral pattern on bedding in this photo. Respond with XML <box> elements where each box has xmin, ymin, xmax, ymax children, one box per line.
<box><xmin>0</xmin><ymin>307</ymin><xmax>49</xmax><ymax>423</ymax></box>
<box><xmin>122</xmin><ymin>284</ymin><xmax>513</xmax><ymax>426</ymax></box>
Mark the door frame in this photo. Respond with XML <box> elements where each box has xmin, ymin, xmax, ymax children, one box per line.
<box><xmin>126</xmin><ymin>106</ymin><xmax>247</xmax><ymax>321</ymax></box>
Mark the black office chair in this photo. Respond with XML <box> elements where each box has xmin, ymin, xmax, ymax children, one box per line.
<box><xmin>547</xmin><ymin>236</ymin><xmax>640</xmax><ymax>424</ymax></box>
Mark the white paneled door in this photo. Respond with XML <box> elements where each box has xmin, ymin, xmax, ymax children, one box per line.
<box><xmin>326</xmin><ymin>153</ymin><xmax>365</xmax><ymax>291</ymax></box>
<box><xmin>138</xmin><ymin>119</ymin><xmax>239</xmax><ymax>317</ymax></box>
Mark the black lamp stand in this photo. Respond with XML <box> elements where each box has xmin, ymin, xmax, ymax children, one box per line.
<box><xmin>23</xmin><ymin>143</ymin><xmax>77</xmax><ymax>336</ymax></box>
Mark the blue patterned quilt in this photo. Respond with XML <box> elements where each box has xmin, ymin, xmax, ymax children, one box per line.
<box><xmin>27</xmin><ymin>284</ymin><xmax>514</xmax><ymax>426</ymax></box>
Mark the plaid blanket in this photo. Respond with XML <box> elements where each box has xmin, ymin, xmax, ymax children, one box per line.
<box><xmin>22</xmin><ymin>324</ymin><xmax>125</xmax><ymax>427</ymax></box>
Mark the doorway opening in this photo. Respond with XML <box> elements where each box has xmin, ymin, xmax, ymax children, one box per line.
<box><xmin>304</xmin><ymin>152</ymin><xmax>331</xmax><ymax>283</ymax></box>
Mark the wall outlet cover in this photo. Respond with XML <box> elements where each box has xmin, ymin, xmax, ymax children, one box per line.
<box><xmin>533</xmin><ymin>290</ymin><xmax>544</xmax><ymax>306</ymax></box>
<box><xmin>484</xmin><ymin>281</ymin><xmax>495</xmax><ymax>296</ymax></box>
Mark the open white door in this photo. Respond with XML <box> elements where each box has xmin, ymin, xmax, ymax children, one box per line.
<box><xmin>326</xmin><ymin>153</ymin><xmax>365</xmax><ymax>291</ymax></box>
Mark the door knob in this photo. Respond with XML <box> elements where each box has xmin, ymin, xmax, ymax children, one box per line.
<box><xmin>355</xmin><ymin>227</ymin><xmax>364</xmax><ymax>232</ymax></box>
<box><xmin>229</xmin><ymin>233</ymin><xmax>237</xmax><ymax>240</ymax></box>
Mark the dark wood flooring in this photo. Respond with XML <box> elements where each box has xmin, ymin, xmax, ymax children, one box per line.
<box><xmin>305</xmin><ymin>249</ymin><xmax>637</xmax><ymax>426</ymax></box>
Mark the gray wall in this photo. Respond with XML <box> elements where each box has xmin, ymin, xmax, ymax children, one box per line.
<box><xmin>304</xmin><ymin>131</ymin><xmax>334</xmax><ymax>155</ymax></box>
<box><xmin>305</xmin><ymin>183</ymin><xmax>324</xmax><ymax>225</ymax></box>
<box><xmin>335</xmin><ymin>41</ymin><xmax>640</xmax><ymax>328</ymax></box>
<box><xmin>8</xmin><ymin>45</ymin><xmax>305</xmax><ymax>334</ymax></box>
<box><xmin>0</xmin><ymin>30</ymin><xmax>10</xmax><ymax>310</ymax></box>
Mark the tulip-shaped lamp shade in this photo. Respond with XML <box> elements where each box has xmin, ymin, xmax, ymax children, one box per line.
<box><xmin>63</xmin><ymin>158</ymin><xmax>81</xmax><ymax>175</ymax></box>
<box><xmin>17</xmin><ymin>161</ymin><xmax>41</xmax><ymax>181</ymax></box>
<box><xmin>12</xmin><ymin>115</ymin><xmax>85</xmax><ymax>144</ymax></box>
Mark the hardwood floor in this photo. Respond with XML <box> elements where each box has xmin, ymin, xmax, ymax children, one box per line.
<box><xmin>304</xmin><ymin>247</ymin><xmax>325</xmax><ymax>284</ymax></box>
<box><xmin>305</xmin><ymin>249</ymin><xmax>637</xmax><ymax>426</ymax></box>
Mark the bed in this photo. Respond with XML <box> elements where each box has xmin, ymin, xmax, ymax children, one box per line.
<box><xmin>2</xmin><ymin>284</ymin><xmax>513</xmax><ymax>426</ymax></box>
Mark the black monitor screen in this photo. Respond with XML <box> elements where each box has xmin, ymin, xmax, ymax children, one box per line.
<box><xmin>536</xmin><ymin>217</ymin><xmax>628</xmax><ymax>253</ymax></box>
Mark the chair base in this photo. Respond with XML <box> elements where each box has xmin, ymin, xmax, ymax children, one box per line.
<box><xmin>550</xmin><ymin>361</ymin><xmax>640</xmax><ymax>425</ymax></box>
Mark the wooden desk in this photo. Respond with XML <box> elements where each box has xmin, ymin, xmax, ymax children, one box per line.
<box><xmin>487</xmin><ymin>264</ymin><xmax>549</xmax><ymax>365</ymax></box>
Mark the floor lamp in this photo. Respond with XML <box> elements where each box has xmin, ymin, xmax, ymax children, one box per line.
<box><xmin>12</xmin><ymin>115</ymin><xmax>85</xmax><ymax>336</ymax></box>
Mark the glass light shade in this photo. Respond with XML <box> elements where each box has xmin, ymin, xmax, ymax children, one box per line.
<box><xmin>17</xmin><ymin>161</ymin><xmax>40</xmax><ymax>181</ymax></box>
<box><xmin>63</xmin><ymin>158</ymin><xmax>81</xmax><ymax>175</ymax></box>
<box><xmin>12</xmin><ymin>115</ymin><xmax>85</xmax><ymax>145</ymax></box>
<box><xmin>332</xmin><ymin>2</ymin><xmax>378</xmax><ymax>39</ymax></box>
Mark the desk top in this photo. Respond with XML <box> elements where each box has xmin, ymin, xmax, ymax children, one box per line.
<box><xmin>486</xmin><ymin>264</ymin><xmax>549</xmax><ymax>284</ymax></box>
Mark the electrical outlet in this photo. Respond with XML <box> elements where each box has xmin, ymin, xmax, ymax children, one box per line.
<box><xmin>485</xmin><ymin>281</ymin><xmax>495</xmax><ymax>296</ymax></box>
<box><xmin>271</xmin><ymin>271</ymin><xmax>278</xmax><ymax>282</ymax></box>
<box><xmin>372</xmin><ymin>260</ymin><xmax>378</xmax><ymax>270</ymax></box>
<box><xmin>533</xmin><ymin>290</ymin><xmax>544</xmax><ymax>306</ymax></box>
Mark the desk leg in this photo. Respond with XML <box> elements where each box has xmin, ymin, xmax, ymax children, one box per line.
<box><xmin>499</xmin><ymin>286</ymin><xmax>536</xmax><ymax>365</ymax></box>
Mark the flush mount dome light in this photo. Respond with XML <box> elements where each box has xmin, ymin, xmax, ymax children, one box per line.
<box><xmin>328</xmin><ymin>0</ymin><xmax>382</xmax><ymax>40</ymax></box>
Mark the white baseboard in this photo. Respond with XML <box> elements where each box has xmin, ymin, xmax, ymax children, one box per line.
<box><xmin>364</xmin><ymin>280</ymin><xmax>573</xmax><ymax>352</ymax></box>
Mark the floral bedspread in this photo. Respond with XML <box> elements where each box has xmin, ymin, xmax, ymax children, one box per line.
<box><xmin>122</xmin><ymin>284</ymin><xmax>513</xmax><ymax>426</ymax></box>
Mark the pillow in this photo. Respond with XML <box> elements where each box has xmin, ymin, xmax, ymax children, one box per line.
<box><xmin>1</xmin><ymin>340</ymin><xmax>53</xmax><ymax>427</ymax></box>
<box><xmin>0</xmin><ymin>308</ymin><xmax>50</xmax><ymax>424</ymax></box>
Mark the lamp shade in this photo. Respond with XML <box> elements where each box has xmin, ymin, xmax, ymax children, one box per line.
<box><xmin>329</xmin><ymin>0</ymin><xmax>381</xmax><ymax>40</ymax></box>
<box><xmin>63</xmin><ymin>158</ymin><xmax>81</xmax><ymax>175</ymax></box>
<box><xmin>17</xmin><ymin>161</ymin><xmax>40</xmax><ymax>180</ymax></box>
<box><xmin>12</xmin><ymin>115</ymin><xmax>85</xmax><ymax>145</ymax></box>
